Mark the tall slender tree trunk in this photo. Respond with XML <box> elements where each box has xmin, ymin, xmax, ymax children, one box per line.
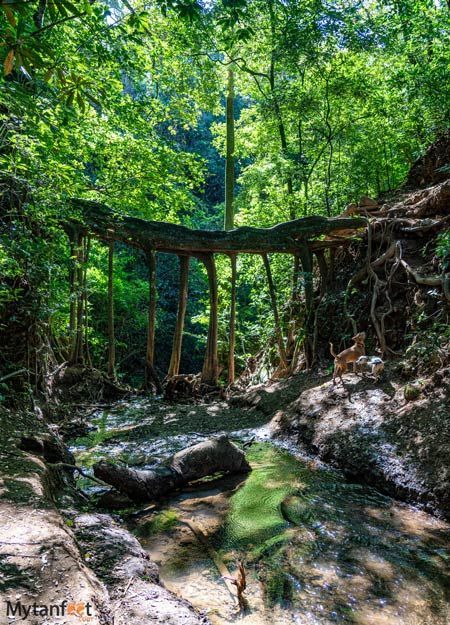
<box><xmin>267</xmin><ymin>1</ymin><xmax>299</xmax><ymax>302</ymax></box>
<box><xmin>228</xmin><ymin>253</ymin><xmax>237</xmax><ymax>385</ymax></box>
<box><xmin>224</xmin><ymin>67</ymin><xmax>237</xmax><ymax>385</ymax></box>
<box><xmin>145</xmin><ymin>250</ymin><xmax>162</xmax><ymax>393</ymax></box>
<box><xmin>325</xmin><ymin>141</ymin><xmax>333</xmax><ymax>217</ymax></box>
<box><xmin>200</xmin><ymin>253</ymin><xmax>219</xmax><ymax>385</ymax></box>
<box><xmin>168</xmin><ymin>255</ymin><xmax>190</xmax><ymax>378</ymax></box>
<box><xmin>262</xmin><ymin>253</ymin><xmax>287</xmax><ymax>368</ymax></box>
<box><xmin>324</xmin><ymin>75</ymin><xmax>333</xmax><ymax>217</ymax></box>
<box><xmin>297</xmin><ymin>245</ymin><xmax>314</xmax><ymax>367</ymax></box>
<box><xmin>268</xmin><ymin>0</ymin><xmax>294</xmax><ymax>216</ymax></box>
<box><xmin>107</xmin><ymin>237</ymin><xmax>115</xmax><ymax>379</ymax></box>
<box><xmin>224</xmin><ymin>67</ymin><xmax>235</xmax><ymax>232</ymax></box>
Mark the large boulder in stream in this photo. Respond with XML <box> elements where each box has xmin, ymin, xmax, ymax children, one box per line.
<box><xmin>94</xmin><ymin>436</ymin><xmax>251</xmax><ymax>503</ymax></box>
<box><xmin>171</xmin><ymin>435</ymin><xmax>251</xmax><ymax>481</ymax></box>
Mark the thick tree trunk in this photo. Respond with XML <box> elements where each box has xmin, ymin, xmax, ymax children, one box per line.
<box><xmin>199</xmin><ymin>253</ymin><xmax>219</xmax><ymax>385</ymax></box>
<box><xmin>292</xmin><ymin>254</ymin><xmax>300</xmax><ymax>299</ymax></box>
<box><xmin>297</xmin><ymin>245</ymin><xmax>313</xmax><ymax>319</ymax></box>
<box><xmin>228</xmin><ymin>253</ymin><xmax>237</xmax><ymax>385</ymax></box>
<box><xmin>107</xmin><ymin>237</ymin><xmax>115</xmax><ymax>379</ymax></box>
<box><xmin>168</xmin><ymin>255</ymin><xmax>190</xmax><ymax>378</ymax></box>
<box><xmin>262</xmin><ymin>253</ymin><xmax>288</xmax><ymax>368</ymax></box>
<box><xmin>328</xmin><ymin>248</ymin><xmax>335</xmax><ymax>284</ymax></box>
<box><xmin>314</xmin><ymin>249</ymin><xmax>329</xmax><ymax>295</ymax></box>
<box><xmin>225</xmin><ymin>67</ymin><xmax>235</xmax><ymax>232</ymax></box>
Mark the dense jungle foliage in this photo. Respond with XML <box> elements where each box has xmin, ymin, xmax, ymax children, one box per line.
<box><xmin>1</xmin><ymin>0</ymin><xmax>449</xmax><ymax>389</ymax></box>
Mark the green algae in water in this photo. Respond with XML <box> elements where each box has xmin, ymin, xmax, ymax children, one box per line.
<box><xmin>135</xmin><ymin>510</ymin><xmax>180</xmax><ymax>538</ymax></box>
<box><xmin>215</xmin><ymin>443</ymin><xmax>311</xmax><ymax>554</ymax></box>
<box><xmin>212</xmin><ymin>443</ymin><xmax>319</xmax><ymax>607</ymax></box>
<box><xmin>69</xmin><ymin>400</ymin><xmax>450</xmax><ymax>622</ymax></box>
<box><xmin>71</xmin><ymin>413</ymin><xmax>113</xmax><ymax>450</ymax></box>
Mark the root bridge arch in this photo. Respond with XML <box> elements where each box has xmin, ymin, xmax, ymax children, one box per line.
<box><xmin>64</xmin><ymin>199</ymin><xmax>364</xmax><ymax>386</ymax></box>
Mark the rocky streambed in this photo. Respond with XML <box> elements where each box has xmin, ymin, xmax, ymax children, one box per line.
<box><xmin>0</xmin><ymin>405</ymin><xmax>210</xmax><ymax>625</ymax></box>
<box><xmin>68</xmin><ymin>393</ymin><xmax>450</xmax><ymax>625</ymax></box>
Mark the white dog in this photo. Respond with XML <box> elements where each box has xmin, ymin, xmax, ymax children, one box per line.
<box><xmin>355</xmin><ymin>355</ymin><xmax>384</xmax><ymax>380</ymax></box>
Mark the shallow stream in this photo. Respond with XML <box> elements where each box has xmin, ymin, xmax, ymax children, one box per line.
<box><xmin>71</xmin><ymin>399</ymin><xmax>450</xmax><ymax>625</ymax></box>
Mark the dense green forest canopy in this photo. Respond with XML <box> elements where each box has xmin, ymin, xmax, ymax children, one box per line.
<box><xmin>1</xmin><ymin>0</ymin><xmax>449</xmax><ymax>386</ymax></box>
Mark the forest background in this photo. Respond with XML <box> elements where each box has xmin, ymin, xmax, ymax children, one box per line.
<box><xmin>1</xmin><ymin>0</ymin><xmax>449</xmax><ymax>389</ymax></box>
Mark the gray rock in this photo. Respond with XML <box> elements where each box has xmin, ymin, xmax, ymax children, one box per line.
<box><xmin>171</xmin><ymin>435</ymin><xmax>251</xmax><ymax>481</ymax></box>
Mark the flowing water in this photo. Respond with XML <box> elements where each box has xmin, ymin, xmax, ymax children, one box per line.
<box><xmin>71</xmin><ymin>399</ymin><xmax>450</xmax><ymax>625</ymax></box>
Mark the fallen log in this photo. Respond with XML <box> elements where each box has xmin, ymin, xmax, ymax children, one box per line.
<box><xmin>93</xmin><ymin>436</ymin><xmax>251</xmax><ymax>503</ymax></box>
<box><xmin>94</xmin><ymin>464</ymin><xmax>185</xmax><ymax>502</ymax></box>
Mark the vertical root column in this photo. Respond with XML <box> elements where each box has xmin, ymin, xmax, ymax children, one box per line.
<box><xmin>83</xmin><ymin>235</ymin><xmax>92</xmax><ymax>367</ymax></box>
<box><xmin>168</xmin><ymin>255</ymin><xmax>190</xmax><ymax>378</ymax></box>
<box><xmin>297</xmin><ymin>245</ymin><xmax>314</xmax><ymax>368</ymax></box>
<box><xmin>68</xmin><ymin>230</ymin><xmax>77</xmax><ymax>359</ymax></box>
<box><xmin>107</xmin><ymin>235</ymin><xmax>115</xmax><ymax>379</ymax></box>
<box><xmin>199</xmin><ymin>253</ymin><xmax>219</xmax><ymax>385</ymax></box>
<box><xmin>228</xmin><ymin>253</ymin><xmax>237</xmax><ymax>385</ymax></box>
<box><xmin>261</xmin><ymin>253</ymin><xmax>288</xmax><ymax>369</ymax></box>
<box><xmin>68</xmin><ymin>230</ymin><xmax>86</xmax><ymax>365</ymax></box>
<box><xmin>145</xmin><ymin>250</ymin><xmax>162</xmax><ymax>393</ymax></box>
<box><xmin>75</xmin><ymin>233</ymin><xmax>84</xmax><ymax>364</ymax></box>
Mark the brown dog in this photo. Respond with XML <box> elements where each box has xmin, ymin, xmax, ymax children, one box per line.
<box><xmin>330</xmin><ymin>332</ymin><xmax>366</xmax><ymax>385</ymax></box>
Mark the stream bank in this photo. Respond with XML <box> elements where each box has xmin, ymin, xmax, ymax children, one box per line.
<box><xmin>233</xmin><ymin>366</ymin><xmax>450</xmax><ymax>520</ymax></box>
<box><xmin>0</xmin><ymin>406</ymin><xmax>211</xmax><ymax>625</ymax></box>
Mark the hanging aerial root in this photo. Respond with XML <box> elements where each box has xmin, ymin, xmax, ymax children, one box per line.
<box><xmin>261</xmin><ymin>253</ymin><xmax>288</xmax><ymax>369</ymax></box>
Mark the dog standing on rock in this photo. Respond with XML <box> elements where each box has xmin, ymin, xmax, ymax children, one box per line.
<box><xmin>330</xmin><ymin>332</ymin><xmax>366</xmax><ymax>385</ymax></box>
<box><xmin>356</xmin><ymin>355</ymin><xmax>385</xmax><ymax>380</ymax></box>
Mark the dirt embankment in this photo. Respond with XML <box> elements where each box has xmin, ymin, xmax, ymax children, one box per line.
<box><xmin>233</xmin><ymin>365</ymin><xmax>450</xmax><ymax>520</ymax></box>
<box><xmin>0</xmin><ymin>407</ymin><xmax>210</xmax><ymax>625</ymax></box>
